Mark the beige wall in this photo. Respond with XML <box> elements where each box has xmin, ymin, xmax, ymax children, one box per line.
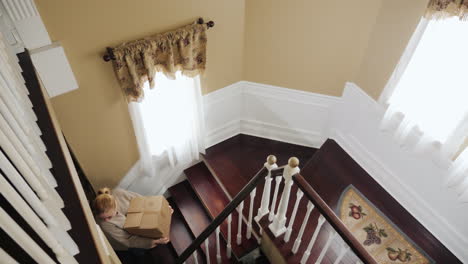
<box><xmin>243</xmin><ymin>0</ymin><xmax>383</xmax><ymax>97</ymax></box>
<box><xmin>355</xmin><ymin>0</ymin><xmax>428</xmax><ymax>99</ymax></box>
<box><xmin>35</xmin><ymin>0</ymin><xmax>431</xmax><ymax>188</ymax></box>
<box><xmin>243</xmin><ymin>0</ymin><xmax>427</xmax><ymax>99</ymax></box>
<box><xmin>35</xmin><ymin>0</ymin><xmax>246</xmax><ymax>188</ymax></box>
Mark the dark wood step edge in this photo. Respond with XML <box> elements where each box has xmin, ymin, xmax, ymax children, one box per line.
<box><xmin>201</xmin><ymin>155</ymin><xmax>261</xmax><ymax>241</ymax></box>
<box><xmin>167</xmin><ymin>198</ymin><xmax>206</xmax><ymax>261</ymax></box>
<box><xmin>177</xmin><ymin>167</ymin><xmax>270</xmax><ymax>263</ymax></box>
<box><xmin>200</xmin><ymin>156</ymin><xmax>263</xmax><ymax>242</ymax></box>
<box><xmin>183</xmin><ymin>167</ymin><xmax>252</xmax><ymax>260</ymax></box>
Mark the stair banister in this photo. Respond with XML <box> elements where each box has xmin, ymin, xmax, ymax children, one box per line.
<box><xmin>293</xmin><ymin>174</ymin><xmax>377</xmax><ymax>264</ymax></box>
<box><xmin>176</xmin><ymin>156</ymin><xmax>284</xmax><ymax>263</ymax></box>
<box><xmin>312</xmin><ymin>230</ymin><xmax>337</xmax><ymax>264</ymax></box>
<box><xmin>226</xmin><ymin>214</ymin><xmax>232</xmax><ymax>258</ymax></box>
<box><xmin>292</xmin><ymin>201</ymin><xmax>315</xmax><ymax>254</ymax></box>
<box><xmin>204</xmin><ymin>239</ymin><xmax>210</xmax><ymax>264</ymax></box>
<box><xmin>246</xmin><ymin>188</ymin><xmax>256</xmax><ymax>239</ymax></box>
<box><xmin>269</xmin><ymin>157</ymin><xmax>300</xmax><ymax>236</ymax></box>
<box><xmin>255</xmin><ymin>155</ymin><xmax>277</xmax><ymax>221</ymax></box>
<box><xmin>268</xmin><ymin>174</ymin><xmax>282</xmax><ymax>221</ymax></box>
<box><xmin>284</xmin><ymin>188</ymin><xmax>304</xmax><ymax>242</ymax></box>
<box><xmin>334</xmin><ymin>243</ymin><xmax>350</xmax><ymax>264</ymax></box>
<box><xmin>236</xmin><ymin>201</ymin><xmax>244</xmax><ymax>245</ymax></box>
<box><xmin>215</xmin><ymin>226</ymin><xmax>221</xmax><ymax>264</ymax></box>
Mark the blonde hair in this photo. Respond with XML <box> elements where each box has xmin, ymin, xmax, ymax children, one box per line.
<box><xmin>92</xmin><ymin>187</ymin><xmax>116</xmax><ymax>215</ymax></box>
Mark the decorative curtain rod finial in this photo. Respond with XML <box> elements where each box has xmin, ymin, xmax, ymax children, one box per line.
<box><xmin>103</xmin><ymin>47</ymin><xmax>115</xmax><ymax>62</ymax></box>
<box><xmin>198</xmin><ymin>17</ymin><xmax>215</xmax><ymax>28</ymax></box>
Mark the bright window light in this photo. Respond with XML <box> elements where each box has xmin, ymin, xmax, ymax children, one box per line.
<box><xmin>389</xmin><ymin>17</ymin><xmax>468</xmax><ymax>143</ymax></box>
<box><xmin>138</xmin><ymin>71</ymin><xmax>196</xmax><ymax>155</ymax></box>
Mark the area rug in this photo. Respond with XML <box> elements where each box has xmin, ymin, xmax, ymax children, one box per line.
<box><xmin>337</xmin><ymin>185</ymin><xmax>434</xmax><ymax>264</ymax></box>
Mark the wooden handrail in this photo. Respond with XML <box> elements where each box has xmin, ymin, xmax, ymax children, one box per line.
<box><xmin>293</xmin><ymin>173</ymin><xmax>377</xmax><ymax>264</ymax></box>
<box><xmin>177</xmin><ymin>166</ymin><xmax>283</xmax><ymax>263</ymax></box>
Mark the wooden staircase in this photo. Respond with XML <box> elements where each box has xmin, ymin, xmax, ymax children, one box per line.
<box><xmin>157</xmin><ymin>134</ymin><xmax>318</xmax><ymax>263</ymax></box>
<box><xmin>145</xmin><ymin>134</ymin><xmax>461</xmax><ymax>264</ymax></box>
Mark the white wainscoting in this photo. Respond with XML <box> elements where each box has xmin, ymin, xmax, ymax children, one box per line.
<box><xmin>204</xmin><ymin>81</ymin><xmax>340</xmax><ymax>148</ymax></box>
<box><xmin>204</xmin><ymin>82</ymin><xmax>243</xmax><ymax>147</ymax></box>
<box><xmin>119</xmin><ymin>80</ymin><xmax>467</xmax><ymax>262</ymax></box>
<box><xmin>120</xmin><ymin>81</ymin><xmax>339</xmax><ymax>192</ymax></box>
<box><xmin>330</xmin><ymin>83</ymin><xmax>468</xmax><ymax>263</ymax></box>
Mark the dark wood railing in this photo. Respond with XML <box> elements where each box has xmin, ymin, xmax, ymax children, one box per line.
<box><xmin>177</xmin><ymin>158</ymin><xmax>376</xmax><ymax>264</ymax></box>
<box><xmin>293</xmin><ymin>174</ymin><xmax>377</xmax><ymax>264</ymax></box>
<box><xmin>176</xmin><ymin>166</ymin><xmax>284</xmax><ymax>263</ymax></box>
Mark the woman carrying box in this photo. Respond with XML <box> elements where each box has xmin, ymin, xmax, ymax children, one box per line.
<box><xmin>93</xmin><ymin>187</ymin><xmax>173</xmax><ymax>253</ymax></box>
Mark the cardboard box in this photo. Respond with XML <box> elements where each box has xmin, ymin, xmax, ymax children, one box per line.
<box><xmin>124</xmin><ymin>196</ymin><xmax>171</xmax><ymax>239</ymax></box>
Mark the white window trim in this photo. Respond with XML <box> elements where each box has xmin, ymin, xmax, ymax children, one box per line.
<box><xmin>378</xmin><ymin>18</ymin><xmax>429</xmax><ymax>105</ymax></box>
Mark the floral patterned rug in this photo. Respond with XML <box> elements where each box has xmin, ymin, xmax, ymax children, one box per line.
<box><xmin>337</xmin><ymin>185</ymin><xmax>434</xmax><ymax>264</ymax></box>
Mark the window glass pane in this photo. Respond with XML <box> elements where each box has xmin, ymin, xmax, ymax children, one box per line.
<box><xmin>138</xmin><ymin>72</ymin><xmax>195</xmax><ymax>155</ymax></box>
<box><xmin>389</xmin><ymin>17</ymin><xmax>468</xmax><ymax>143</ymax></box>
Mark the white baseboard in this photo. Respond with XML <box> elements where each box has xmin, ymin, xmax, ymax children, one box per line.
<box><xmin>204</xmin><ymin>81</ymin><xmax>339</xmax><ymax>148</ymax></box>
<box><xmin>240</xmin><ymin>119</ymin><xmax>324</xmax><ymax>147</ymax></box>
<box><xmin>205</xmin><ymin>119</ymin><xmax>240</xmax><ymax>148</ymax></box>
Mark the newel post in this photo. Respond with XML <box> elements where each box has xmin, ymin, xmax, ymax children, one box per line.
<box><xmin>269</xmin><ymin>157</ymin><xmax>300</xmax><ymax>237</ymax></box>
<box><xmin>255</xmin><ymin>155</ymin><xmax>278</xmax><ymax>222</ymax></box>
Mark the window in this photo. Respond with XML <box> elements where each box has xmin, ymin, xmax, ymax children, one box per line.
<box><xmin>138</xmin><ymin>72</ymin><xmax>202</xmax><ymax>156</ymax></box>
<box><xmin>128</xmin><ymin>71</ymin><xmax>205</xmax><ymax>185</ymax></box>
<box><xmin>382</xmin><ymin>17</ymin><xmax>468</xmax><ymax>156</ymax></box>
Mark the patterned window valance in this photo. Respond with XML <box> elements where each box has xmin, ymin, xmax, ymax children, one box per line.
<box><xmin>111</xmin><ymin>20</ymin><xmax>208</xmax><ymax>102</ymax></box>
<box><xmin>424</xmin><ymin>0</ymin><xmax>468</xmax><ymax>20</ymax></box>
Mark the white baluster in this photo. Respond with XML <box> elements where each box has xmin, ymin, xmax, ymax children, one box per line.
<box><xmin>0</xmin><ymin>151</ymin><xmax>68</xmax><ymax>230</ymax></box>
<box><xmin>269</xmin><ymin>157</ymin><xmax>300</xmax><ymax>237</ymax></box>
<box><xmin>0</xmin><ymin>175</ymin><xmax>78</xmax><ymax>261</ymax></box>
<box><xmin>215</xmin><ymin>226</ymin><xmax>221</xmax><ymax>264</ymax></box>
<box><xmin>300</xmin><ymin>215</ymin><xmax>326</xmax><ymax>262</ymax></box>
<box><xmin>333</xmin><ymin>244</ymin><xmax>349</xmax><ymax>264</ymax></box>
<box><xmin>284</xmin><ymin>189</ymin><xmax>304</xmax><ymax>242</ymax></box>
<box><xmin>204</xmin><ymin>239</ymin><xmax>210</xmax><ymax>264</ymax></box>
<box><xmin>268</xmin><ymin>175</ymin><xmax>282</xmax><ymax>221</ymax></box>
<box><xmin>256</xmin><ymin>155</ymin><xmax>277</xmax><ymax>222</ymax></box>
<box><xmin>0</xmin><ymin>207</ymin><xmax>55</xmax><ymax>264</ymax></box>
<box><xmin>0</xmin><ymin>128</ymin><xmax>48</xmax><ymax>200</ymax></box>
<box><xmin>227</xmin><ymin>214</ymin><xmax>232</xmax><ymax>258</ymax></box>
<box><xmin>193</xmin><ymin>250</ymin><xmax>199</xmax><ymax>264</ymax></box>
<box><xmin>237</xmin><ymin>201</ymin><xmax>244</xmax><ymax>245</ymax></box>
<box><xmin>314</xmin><ymin>231</ymin><xmax>337</xmax><ymax>264</ymax></box>
<box><xmin>292</xmin><ymin>201</ymin><xmax>315</xmax><ymax>254</ymax></box>
<box><xmin>247</xmin><ymin>188</ymin><xmax>256</xmax><ymax>239</ymax></box>
<box><xmin>0</xmin><ymin>247</ymin><xmax>17</xmax><ymax>264</ymax></box>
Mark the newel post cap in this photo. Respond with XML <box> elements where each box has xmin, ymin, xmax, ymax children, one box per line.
<box><xmin>267</xmin><ymin>155</ymin><xmax>277</xmax><ymax>165</ymax></box>
<box><xmin>288</xmin><ymin>157</ymin><xmax>299</xmax><ymax>168</ymax></box>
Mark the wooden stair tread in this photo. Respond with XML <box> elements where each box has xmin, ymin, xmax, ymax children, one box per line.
<box><xmin>147</xmin><ymin>244</ymin><xmax>178</xmax><ymax>264</ymax></box>
<box><xmin>184</xmin><ymin>162</ymin><xmax>258</xmax><ymax>258</ymax></box>
<box><xmin>169</xmin><ymin>181</ymin><xmax>236</xmax><ymax>263</ymax></box>
<box><xmin>202</xmin><ymin>134</ymin><xmax>318</xmax><ymax>260</ymax></box>
<box><xmin>167</xmin><ymin>198</ymin><xmax>202</xmax><ymax>264</ymax></box>
<box><xmin>203</xmin><ymin>135</ymin><xmax>316</xmax><ymax>233</ymax></box>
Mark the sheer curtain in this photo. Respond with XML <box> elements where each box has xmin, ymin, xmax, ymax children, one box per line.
<box><xmin>128</xmin><ymin>71</ymin><xmax>205</xmax><ymax>193</ymax></box>
<box><xmin>380</xmin><ymin>17</ymin><xmax>468</xmax><ymax>202</ymax></box>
